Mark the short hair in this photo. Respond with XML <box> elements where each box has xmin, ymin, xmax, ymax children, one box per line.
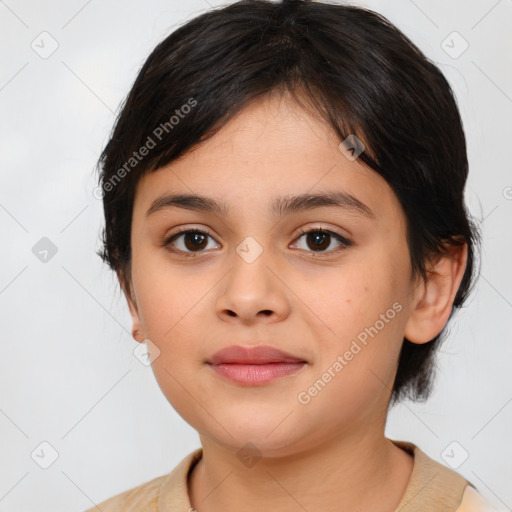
<box><xmin>96</xmin><ymin>0</ymin><xmax>480</xmax><ymax>404</ymax></box>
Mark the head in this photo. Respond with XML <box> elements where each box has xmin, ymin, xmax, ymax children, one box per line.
<box><xmin>96</xmin><ymin>0</ymin><xmax>479</xmax><ymax>454</ymax></box>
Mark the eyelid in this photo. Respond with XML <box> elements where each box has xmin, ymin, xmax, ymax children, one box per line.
<box><xmin>293</xmin><ymin>224</ymin><xmax>351</xmax><ymax>242</ymax></box>
<box><xmin>163</xmin><ymin>226</ymin><xmax>218</xmax><ymax>247</ymax></box>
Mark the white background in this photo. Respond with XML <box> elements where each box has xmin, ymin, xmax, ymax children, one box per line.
<box><xmin>0</xmin><ymin>0</ymin><xmax>511</xmax><ymax>510</ymax></box>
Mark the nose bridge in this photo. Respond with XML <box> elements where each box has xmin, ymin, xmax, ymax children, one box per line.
<box><xmin>215</xmin><ymin>234</ymin><xmax>289</xmax><ymax>322</ymax></box>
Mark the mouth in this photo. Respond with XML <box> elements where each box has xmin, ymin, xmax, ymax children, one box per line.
<box><xmin>206</xmin><ymin>345</ymin><xmax>308</xmax><ymax>386</ymax></box>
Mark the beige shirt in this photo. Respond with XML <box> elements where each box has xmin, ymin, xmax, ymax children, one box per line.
<box><xmin>84</xmin><ymin>440</ymin><xmax>495</xmax><ymax>511</ymax></box>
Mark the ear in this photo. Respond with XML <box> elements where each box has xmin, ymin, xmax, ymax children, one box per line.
<box><xmin>404</xmin><ymin>242</ymin><xmax>468</xmax><ymax>344</ymax></box>
<box><xmin>118</xmin><ymin>272</ymin><xmax>144</xmax><ymax>343</ymax></box>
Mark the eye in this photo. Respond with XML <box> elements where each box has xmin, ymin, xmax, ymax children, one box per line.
<box><xmin>291</xmin><ymin>227</ymin><xmax>352</xmax><ymax>254</ymax></box>
<box><xmin>163</xmin><ymin>226</ymin><xmax>352</xmax><ymax>257</ymax></box>
<box><xmin>164</xmin><ymin>228</ymin><xmax>220</xmax><ymax>256</ymax></box>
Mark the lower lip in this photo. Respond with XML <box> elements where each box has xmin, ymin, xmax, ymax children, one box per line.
<box><xmin>209</xmin><ymin>362</ymin><xmax>306</xmax><ymax>385</ymax></box>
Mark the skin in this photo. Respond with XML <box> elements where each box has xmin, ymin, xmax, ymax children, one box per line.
<box><xmin>123</xmin><ymin>90</ymin><xmax>467</xmax><ymax>512</ymax></box>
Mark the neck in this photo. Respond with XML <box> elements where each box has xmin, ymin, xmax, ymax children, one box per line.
<box><xmin>188</xmin><ymin>427</ymin><xmax>413</xmax><ymax>512</ymax></box>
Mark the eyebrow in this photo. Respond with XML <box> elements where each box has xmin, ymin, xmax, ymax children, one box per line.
<box><xmin>146</xmin><ymin>191</ymin><xmax>375</xmax><ymax>219</ymax></box>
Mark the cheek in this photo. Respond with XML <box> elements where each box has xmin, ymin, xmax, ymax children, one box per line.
<box><xmin>311</xmin><ymin>256</ymin><xmax>407</xmax><ymax>341</ymax></box>
<box><xmin>131</xmin><ymin>247</ymin><xmax>204</xmax><ymax>339</ymax></box>
<box><xmin>130</xmin><ymin>246</ymin><xmax>215</xmax><ymax>379</ymax></box>
<box><xmin>130</xmin><ymin>250</ymin><xmax>212</xmax><ymax>426</ymax></box>
<box><xmin>295</xmin><ymin>276</ymin><xmax>406</xmax><ymax>430</ymax></box>
<box><xmin>303</xmin><ymin>247</ymin><xmax>410</xmax><ymax>391</ymax></box>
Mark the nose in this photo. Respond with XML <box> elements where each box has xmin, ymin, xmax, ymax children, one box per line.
<box><xmin>215</xmin><ymin>243</ymin><xmax>291</xmax><ymax>326</ymax></box>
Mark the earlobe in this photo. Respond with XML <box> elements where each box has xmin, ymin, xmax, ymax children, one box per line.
<box><xmin>404</xmin><ymin>243</ymin><xmax>468</xmax><ymax>345</ymax></box>
<box><xmin>128</xmin><ymin>299</ymin><xmax>145</xmax><ymax>343</ymax></box>
<box><xmin>118</xmin><ymin>273</ymin><xmax>145</xmax><ymax>343</ymax></box>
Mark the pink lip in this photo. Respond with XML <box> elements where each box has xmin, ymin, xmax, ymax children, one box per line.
<box><xmin>207</xmin><ymin>345</ymin><xmax>307</xmax><ymax>386</ymax></box>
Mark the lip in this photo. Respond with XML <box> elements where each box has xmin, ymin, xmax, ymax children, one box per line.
<box><xmin>207</xmin><ymin>345</ymin><xmax>308</xmax><ymax>386</ymax></box>
<box><xmin>208</xmin><ymin>345</ymin><xmax>306</xmax><ymax>365</ymax></box>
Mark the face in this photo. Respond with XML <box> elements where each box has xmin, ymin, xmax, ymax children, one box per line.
<box><xmin>126</xmin><ymin>91</ymin><xmax>419</xmax><ymax>456</ymax></box>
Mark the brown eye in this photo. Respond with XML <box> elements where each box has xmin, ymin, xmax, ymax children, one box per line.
<box><xmin>164</xmin><ymin>229</ymin><xmax>219</xmax><ymax>255</ymax></box>
<box><xmin>292</xmin><ymin>228</ymin><xmax>352</xmax><ymax>254</ymax></box>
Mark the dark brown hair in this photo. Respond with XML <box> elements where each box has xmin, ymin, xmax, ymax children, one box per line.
<box><xmin>96</xmin><ymin>0</ymin><xmax>480</xmax><ymax>404</ymax></box>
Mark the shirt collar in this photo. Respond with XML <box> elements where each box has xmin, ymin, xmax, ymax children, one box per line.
<box><xmin>157</xmin><ymin>440</ymin><xmax>469</xmax><ymax>511</ymax></box>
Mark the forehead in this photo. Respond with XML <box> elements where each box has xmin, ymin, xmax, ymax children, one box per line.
<box><xmin>132</xmin><ymin>93</ymin><xmax>402</xmax><ymax>226</ymax></box>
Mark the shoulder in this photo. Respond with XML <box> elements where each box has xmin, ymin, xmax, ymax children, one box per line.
<box><xmin>456</xmin><ymin>486</ymin><xmax>501</xmax><ymax>512</ymax></box>
<box><xmin>82</xmin><ymin>473</ymin><xmax>167</xmax><ymax>512</ymax></box>
<box><xmin>82</xmin><ymin>448</ymin><xmax>203</xmax><ymax>512</ymax></box>
<box><xmin>391</xmin><ymin>439</ymin><xmax>497</xmax><ymax>512</ymax></box>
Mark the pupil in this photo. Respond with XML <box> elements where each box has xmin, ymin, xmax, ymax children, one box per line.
<box><xmin>185</xmin><ymin>232</ymin><xmax>207</xmax><ymax>251</ymax></box>
<box><xmin>308</xmin><ymin>230</ymin><xmax>329</xmax><ymax>251</ymax></box>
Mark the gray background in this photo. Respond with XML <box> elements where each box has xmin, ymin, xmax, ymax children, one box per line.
<box><xmin>1</xmin><ymin>0</ymin><xmax>511</xmax><ymax>510</ymax></box>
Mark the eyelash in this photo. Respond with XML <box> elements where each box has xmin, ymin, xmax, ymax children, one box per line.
<box><xmin>163</xmin><ymin>226</ymin><xmax>352</xmax><ymax>257</ymax></box>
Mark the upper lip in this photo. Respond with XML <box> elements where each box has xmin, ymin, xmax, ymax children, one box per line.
<box><xmin>207</xmin><ymin>345</ymin><xmax>307</xmax><ymax>365</ymax></box>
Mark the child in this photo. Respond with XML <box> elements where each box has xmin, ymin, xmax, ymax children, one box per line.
<box><xmin>87</xmin><ymin>0</ymin><xmax>494</xmax><ymax>510</ymax></box>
